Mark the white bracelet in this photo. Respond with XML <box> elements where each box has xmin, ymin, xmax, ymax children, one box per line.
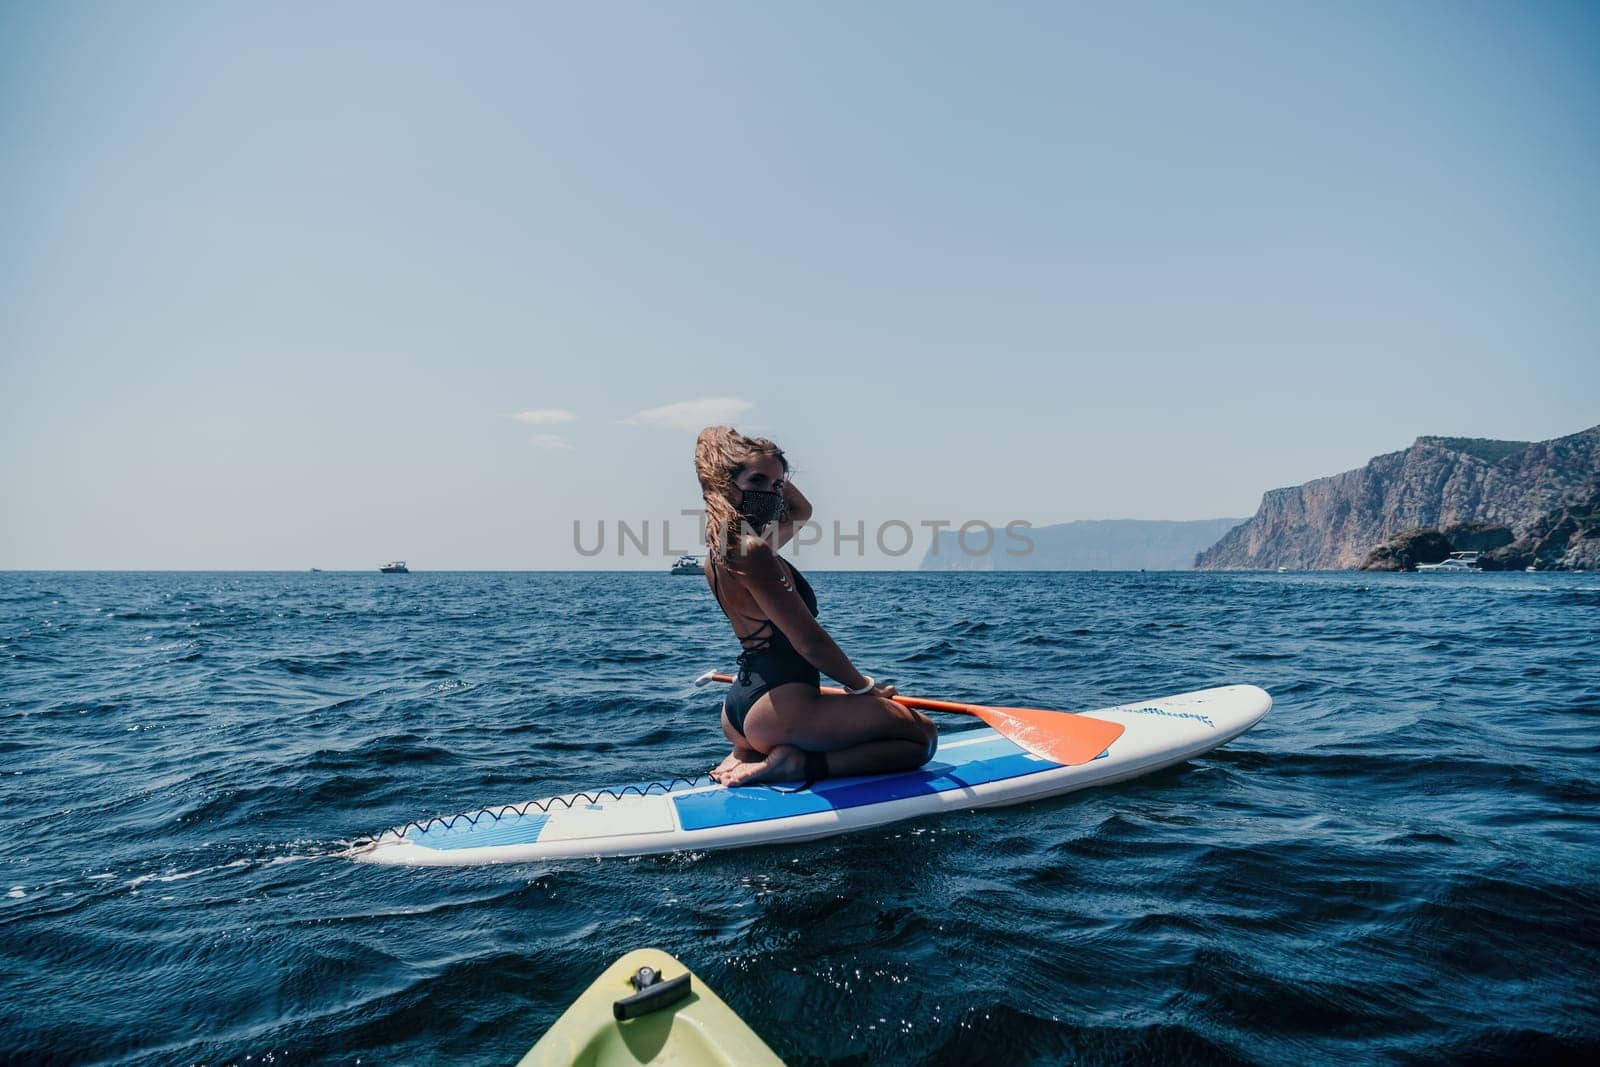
<box><xmin>844</xmin><ymin>675</ymin><xmax>874</xmax><ymax>696</ymax></box>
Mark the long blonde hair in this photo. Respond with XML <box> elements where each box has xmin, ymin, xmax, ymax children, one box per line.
<box><xmin>695</xmin><ymin>426</ymin><xmax>788</xmax><ymax>563</ymax></box>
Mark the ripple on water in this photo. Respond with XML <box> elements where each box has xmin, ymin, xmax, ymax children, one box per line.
<box><xmin>0</xmin><ymin>570</ymin><xmax>1596</xmax><ymax>1063</ymax></box>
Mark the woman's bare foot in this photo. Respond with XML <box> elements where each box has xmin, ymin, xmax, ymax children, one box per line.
<box><xmin>709</xmin><ymin>746</ymin><xmax>764</xmax><ymax>782</ymax></box>
<box><xmin>716</xmin><ymin>744</ymin><xmax>806</xmax><ymax>787</ymax></box>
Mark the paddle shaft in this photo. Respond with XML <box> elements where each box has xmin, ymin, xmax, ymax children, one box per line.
<box><xmin>705</xmin><ymin>672</ymin><xmax>995</xmax><ymax>718</ymax></box>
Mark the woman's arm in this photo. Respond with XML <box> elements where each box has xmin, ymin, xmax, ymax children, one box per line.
<box><xmin>780</xmin><ymin>479</ymin><xmax>813</xmax><ymax>523</ymax></box>
<box><xmin>772</xmin><ymin>480</ymin><xmax>813</xmax><ymax>551</ymax></box>
<box><xmin>791</xmin><ymin>622</ymin><xmax>873</xmax><ymax>692</ymax></box>
<box><xmin>733</xmin><ymin>540</ymin><xmax>871</xmax><ymax>691</ymax></box>
<box><xmin>771</xmin><ymin>483</ymin><xmax>819</xmax><ymax>556</ymax></box>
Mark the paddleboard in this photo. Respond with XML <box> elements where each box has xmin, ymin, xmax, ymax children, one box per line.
<box><xmin>516</xmin><ymin>947</ymin><xmax>782</xmax><ymax>1066</ymax></box>
<box><xmin>352</xmin><ymin>684</ymin><xmax>1269</xmax><ymax>867</ymax></box>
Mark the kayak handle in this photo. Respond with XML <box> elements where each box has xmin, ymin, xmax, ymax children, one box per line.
<box><xmin>613</xmin><ymin>966</ymin><xmax>692</xmax><ymax>1021</ymax></box>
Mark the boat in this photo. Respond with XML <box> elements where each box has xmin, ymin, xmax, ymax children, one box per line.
<box><xmin>516</xmin><ymin>948</ymin><xmax>782</xmax><ymax>1066</ymax></box>
<box><xmin>1415</xmin><ymin>551</ymin><xmax>1482</xmax><ymax>573</ymax></box>
<box><xmin>352</xmin><ymin>684</ymin><xmax>1270</xmax><ymax>867</ymax></box>
<box><xmin>310</xmin><ymin>568</ymin><xmax>323</xmax><ymax>573</ymax></box>
<box><xmin>379</xmin><ymin>560</ymin><xmax>410</xmax><ymax>574</ymax></box>
<box><xmin>669</xmin><ymin>554</ymin><xmax>704</xmax><ymax>575</ymax></box>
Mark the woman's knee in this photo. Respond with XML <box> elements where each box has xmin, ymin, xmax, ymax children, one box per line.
<box><xmin>895</xmin><ymin>703</ymin><xmax>937</xmax><ymax>745</ymax></box>
<box><xmin>884</xmin><ymin>703</ymin><xmax>938</xmax><ymax>763</ymax></box>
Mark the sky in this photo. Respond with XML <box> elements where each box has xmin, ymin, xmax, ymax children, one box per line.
<box><xmin>2</xmin><ymin>1</ymin><xmax>1596</xmax><ymax>569</ymax></box>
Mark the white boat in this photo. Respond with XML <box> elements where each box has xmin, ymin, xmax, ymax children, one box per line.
<box><xmin>380</xmin><ymin>560</ymin><xmax>410</xmax><ymax>574</ymax></box>
<box><xmin>669</xmin><ymin>554</ymin><xmax>704</xmax><ymax>575</ymax></box>
<box><xmin>1416</xmin><ymin>551</ymin><xmax>1481</xmax><ymax>573</ymax></box>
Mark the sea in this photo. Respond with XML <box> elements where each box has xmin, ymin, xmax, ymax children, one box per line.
<box><xmin>2</xmin><ymin>570</ymin><xmax>1596</xmax><ymax>1065</ymax></box>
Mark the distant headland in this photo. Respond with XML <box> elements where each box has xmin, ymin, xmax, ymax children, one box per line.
<box><xmin>918</xmin><ymin>518</ymin><xmax>1247</xmax><ymax>571</ymax></box>
<box><xmin>1195</xmin><ymin>424</ymin><xmax>1600</xmax><ymax>572</ymax></box>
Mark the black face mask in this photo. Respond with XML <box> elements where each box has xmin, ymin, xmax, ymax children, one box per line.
<box><xmin>737</xmin><ymin>488</ymin><xmax>787</xmax><ymax>531</ymax></box>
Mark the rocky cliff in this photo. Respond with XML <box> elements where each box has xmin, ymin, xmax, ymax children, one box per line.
<box><xmin>1195</xmin><ymin>425</ymin><xmax>1600</xmax><ymax>570</ymax></box>
<box><xmin>1484</xmin><ymin>478</ymin><xmax>1600</xmax><ymax>570</ymax></box>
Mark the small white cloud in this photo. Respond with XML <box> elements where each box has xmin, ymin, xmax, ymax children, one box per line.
<box><xmin>624</xmin><ymin>396</ymin><xmax>753</xmax><ymax>430</ymax></box>
<box><xmin>512</xmin><ymin>409</ymin><xmax>578</xmax><ymax>426</ymax></box>
<box><xmin>533</xmin><ymin>434</ymin><xmax>575</xmax><ymax>451</ymax></box>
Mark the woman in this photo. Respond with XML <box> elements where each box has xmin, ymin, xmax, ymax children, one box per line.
<box><xmin>695</xmin><ymin>426</ymin><xmax>938</xmax><ymax>788</ymax></box>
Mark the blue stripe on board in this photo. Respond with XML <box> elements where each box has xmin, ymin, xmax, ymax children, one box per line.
<box><xmin>408</xmin><ymin>810</ymin><xmax>550</xmax><ymax>850</ymax></box>
<box><xmin>674</xmin><ymin>737</ymin><xmax>1102</xmax><ymax>832</ymax></box>
<box><xmin>401</xmin><ymin>730</ymin><xmax>1078</xmax><ymax>848</ymax></box>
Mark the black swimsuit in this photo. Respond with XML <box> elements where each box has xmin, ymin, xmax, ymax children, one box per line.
<box><xmin>709</xmin><ymin>555</ymin><xmax>821</xmax><ymax>736</ymax></box>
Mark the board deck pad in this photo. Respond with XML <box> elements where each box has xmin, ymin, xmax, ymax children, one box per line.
<box><xmin>353</xmin><ymin>684</ymin><xmax>1270</xmax><ymax>867</ymax></box>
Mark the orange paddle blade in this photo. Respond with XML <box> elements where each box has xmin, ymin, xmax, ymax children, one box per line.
<box><xmin>704</xmin><ymin>673</ymin><xmax>1124</xmax><ymax>767</ymax></box>
<box><xmin>957</xmin><ymin>703</ymin><xmax>1124</xmax><ymax>765</ymax></box>
<box><xmin>852</xmin><ymin>692</ymin><xmax>1124</xmax><ymax>766</ymax></box>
